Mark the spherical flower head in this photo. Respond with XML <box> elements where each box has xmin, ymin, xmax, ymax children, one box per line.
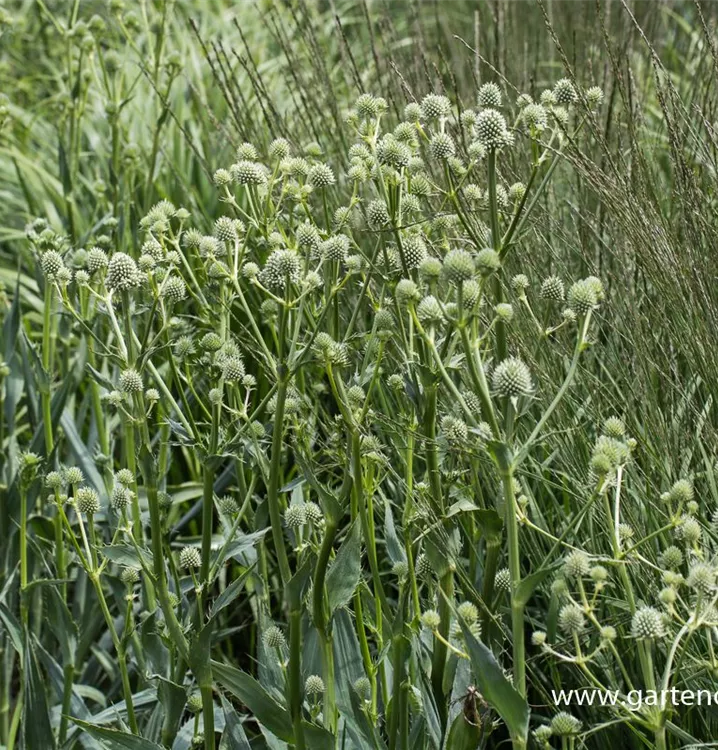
<box><xmin>495</xmin><ymin>303</ymin><xmax>514</xmax><ymax>322</ymax></box>
<box><xmin>260</xmin><ymin>249</ymin><xmax>301</xmax><ymax>290</ymax></box>
<box><xmin>355</xmin><ymin>93</ymin><xmax>382</xmax><ymax>119</ymax></box>
<box><xmin>213</xmin><ymin>168</ymin><xmax>232</xmax><ymax>187</ymax></box>
<box><xmin>420</xmin><ymin>94</ymin><xmax>451</xmax><ymax>120</ymax></box>
<box><xmin>347</xmin><ymin>385</ymin><xmax>365</xmax><ymax>407</ymax></box>
<box><xmin>377</xmin><ymin>135</ymin><xmax>412</xmax><ymax>168</ymax></box>
<box><xmin>268</xmin><ymin>137</ymin><xmax>290</xmax><ymax>161</ymax></box>
<box><xmin>367</xmin><ymin>199</ymin><xmax>390</xmax><ymax>229</ymax></box>
<box><xmin>353</xmin><ymin>676</ymin><xmax>371</xmax><ymax>700</ymax></box>
<box><xmin>231</xmin><ymin>160</ymin><xmax>266</xmax><ymax>186</ymax></box>
<box><xmin>586</xmin><ymin>86</ymin><xmax>604</xmax><ymax>108</ymax></box>
<box><xmin>495</xmin><ymin>567</ymin><xmax>511</xmax><ymax>592</ymax></box>
<box><xmin>510</xmin><ymin>274</ymin><xmax>529</xmax><ymax>297</ymax></box>
<box><xmin>395</xmin><ymin>278</ymin><xmax>420</xmax><ymax>305</ymax></box>
<box><xmin>162</xmin><ymin>276</ymin><xmax>186</xmax><ymax>304</ymax></box>
<box><xmin>521</xmin><ymin>104</ymin><xmax>548</xmax><ymax>134</ymax></box>
<box><xmin>402</xmin><ymin>234</ymin><xmax>427</xmax><ymax>269</ymax></box>
<box><xmin>475</xmin><ymin>108</ymin><xmax>508</xmax><ymax>149</ymax></box>
<box><xmin>304</xmin><ymin>675</ymin><xmax>325</xmax><ymax>697</ymax></box>
<box><xmin>478</xmin><ymin>82</ymin><xmax>502</xmax><ymax>108</ymax></box>
<box><xmin>441</xmin><ymin>415</ymin><xmax>468</xmax><ymax>445</ymax></box>
<box><xmin>475</xmin><ymin>248</ymin><xmax>501</xmax><ymax>276</ymax></box>
<box><xmin>121</xmin><ymin>566</ymin><xmax>140</xmax><ymax>585</ymax></box>
<box><xmin>213</xmin><ymin>216</ymin><xmax>238</xmax><ymax>244</ymax></box>
<box><xmin>76</xmin><ymin>486</ymin><xmax>100</xmax><ymax>515</ymax></box>
<box><xmin>374</xmin><ymin>308</ymin><xmax>394</xmax><ymax>333</ymax></box>
<box><xmin>551</xmin><ymin>712</ymin><xmax>581</xmax><ymax>737</ymax></box>
<box><xmin>668</xmin><ymin>479</ymin><xmax>693</xmax><ymax>505</ymax></box>
<box><xmin>107</xmin><ymin>252</ymin><xmax>141</xmax><ymax>291</ymax></box>
<box><xmin>558</xmin><ymin>603</ymin><xmax>585</xmax><ymax>634</ymax></box>
<box><xmin>567</xmin><ymin>278</ymin><xmax>599</xmax><ymax>315</ymax></box>
<box><xmin>115</xmin><ymin>468</ymin><xmax>134</xmax><ymax>486</ymax></box>
<box><xmin>45</xmin><ymin>471</ymin><xmax>64</xmax><ymax>490</ymax></box>
<box><xmin>540</xmin><ymin>275</ymin><xmax>564</xmax><ymax>302</ymax></box>
<box><xmin>40</xmin><ymin>250</ymin><xmax>65</xmax><ymax>279</ymax></box>
<box><xmin>443</xmin><ymin>249</ymin><xmax>475</xmax><ymax>286</ymax></box>
<box><xmin>221</xmin><ymin>356</ymin><xmax>245</xmax><ymax>382</ymax></box>
<box><xmin>659</xmin><ymin>545</ymin><xmax>683</xmax><ymax>570</ymax></box>
<box><xmin>687</xmin><ymin>563</ymin><xmax>716</xmax><ymax>594</ymax></box>
<box><xmin>263</xmin><ymin>625</ymin><xmax>286</xmax><ymax>649</ymax></box>
<box><xmin>305</xmin><ymin>502</ymin><xmax>323</xmax><ymax>524</ymax></box>
<box><xmin>285</xmin><ymin>505</ymin><xmax>306</xmax><ymax>529</ymax></box>
<box><xmin>111</xmin><ymin>484</ymin><xmax>132</xmax><ymax>511</ymax></box>
<box><xmin>236</xmin><ymin>142</ymin><xmax>258</xmax><ymax>160</ymax></box>
<box><xmin>563</xmin><ymin>550</ymin><xmax>590</xmax><ymax>578</ymax></box>
<box><xmin>179</xmin><ymin>546</ymin><xmax>201</xmax><ymax>570</ymax></box>
<box><xmin>200</xmin><ymin>332</ymin><xmax>223</xmax><ymax>351</ymax></box>
<box><xmin>421</xmin><ymin>609</ymin><xmax>441</xmax><ymax>630</ymax></box>
<box><xmin>419</xmin><ymin>257</ymin><xmax>442</xmax><ymax>282</ymax></box>
<box><xmin>415</xmin><ymin>553</ymin><xmax>433</xmax><ymax>579</ymax></box>
<box><xmin>554</xmin><ymin>78</ymin><xmax>578</xmax><ymax>105</ymax></box>
<box><xmin>601</xmin><ymin>416</ymin><xmax>626</xmax><ymax>439</ymax></box>
<box><xmin>186</xmin><ymin>692</ymin><xmax>203</xmax><ymax>714</ymax></box>
<box><xmin>457</xmin><ymin>601</ymin><xmax>479</xmax><ymax>625</ymax></box>
<box><xmin>416</xmin><ymin>295</ymin><xmax>444</xmax><ymax>326</ymax></box>
<box><xmin>492</xmin><ymin>357</ymin><xmax>532</xmax><ymax>398</ymax></box>
<box><xmin>429</xmin><ymin>132</ymin><xmax>455</xmax><ymax>160</ymax></box>
<box><xmin>322</xmin><ymin>234</ymin><xmax>351</xmax><ymax>262</ymax></box>
<box><xmin>308</xmin><ymin>163</ymin><xmax>335</xmax><ymax>189</ymax></box>
<box><xmin>533</xmin><ymin>725</ymin><xmax>552</xmax><ymax>744</ymax></box>
<box><xmin>119</xmin><ymin>368</ymin><xmax>143</xmax><ymax>394</ymax></box>
<box><xmin>87</xmin><ymin>247</ymin><xmax>109</xmax><ymax>274</ymax></box>
<box><xmin>632</xmin><ymin>606</ymin><xmax>666</xmax><ymax>639</ymax></box>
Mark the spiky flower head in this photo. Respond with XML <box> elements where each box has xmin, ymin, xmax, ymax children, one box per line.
<box><xmin>475</xmin><ymin>248</ymin><xmax>501</xmax><ymax>276</ymax></box>
<box><xmin>218</xmin><ymin>496</ymin><xmax>239</xmax><ymax>516</ymax></box>
<box><xmin>550</xmin><ymin>712</ymin><xmax>581</xmax><ymax>736</ymax></box>
<box><xmin>395</xmin><ymin>278</ymin><xmax>420</xmax><ymax>305</ymax></box>
<box><xmin>76</xmin><ymin>486</ymin><xmax>100</xmax><ymax>515</ymax></box>
<box><xmin>429</xmin><ymin>132</ymin><xmax>455</xmax><ymax>160</ymax></box>
<box><xmin>41</xmin><ymin>250</ymin><xmax>65</xmax><ymax>279</ymax></box>
<box><xmin>268</xmin><ymin>137</ymin><xmax>290</xmax><ymax>161</ymax></box>
<box><xmin>567</xmin><ymin>278</ymin><xmax>600</xmax><ymax>315</ymax></box>
<box><xmin>443</xmin><ymin>249</ymin><xmax>475</xmax><ymax>285</ymax></box>
<box><xmin>353</xmin><ymin>676</ymin><xmax>371</xmax><ymax>699</ymax></box>
<box><xmin>111</xmin><ymin>484</ymin><xmax>132</xmax><ymax>511</ymax></box>
<box><xmin>457</xmin><ymin>601</ymin><xmax>479</xmax><ymax>625</ymax></box>
<box><xmin>420</xmin><ymin>94</ymin><xmax>451</xmax><ymax>120</ymax></box>
<box><xmin>492</xmin><ymin>357</ymin><xmax>532</xmax><ymax>398</ymax></box>
<box><xmin>321</xmin><ymin>234</ymin><xmax>351</xmax><ymax>262</ymax></box>
<box><xmin>419</xmin><ymin>257</ymin><xmax>442</xmax><ymax>280</ymax></box>
<box><xmin>586</xmin><ymin>86</ymin><xmax>604</xmax><ymax>108</ymax></box>
<box><xmin>512</xmin><ymin>274</ymin><xmax>530</xmax><ymax>295</ymax></box>
<box><xmin>179</xmin><ymin>546</ymin><xmax>201</xmax><ymax>570</ymax></box>
<box><xmin>45</xmin><ymin>471</ymin><xmax>64</xmax><ymax>490</ymax></box>
<box><xmin>377</xmin><ymin>135</ymin><xmax>411</xmax><ymax>169</ymax></box>
<box><xmin>221</xmin><ymin>356</ymin><xmax>245</xmax><ymax>381</ymax></box>
<box><xmin>659</xmin><ymin>545</ymin><xmax>683</xmax><ymax>570</ymax></box>
<box><xmin>478</xmin><ymin>82</ymin><xmax>502</xmax><ymax>108</ymax></box>
<box><xmin>687</xmin><ymin>563</ymin><xmax>716</xmax><ymax>594</ymax></box>
<box><xmin>632</xmin><ymin>606</ymin><xmax>666</xmax><ymax>639</ymax></box>
<box><xmin>121</xmin><ymin>567</ymin><xmax>140</xmax><ymax>585</ymax></box>
<box><xmin>603</xmin><ymin>416</ymin><xmax>626</xmax><ymax>438</ymax></box>
<box><xmin>417</xmin><ymin>295</ymin><xmax>444</xmax><ymax>326</ymax></box>
<box><xmin>495</xmin><ymin>303</ymin><xmax>514</xmax><ymax>322</ymax></box>
<box><xmin>260</xmin><ymin>249</ymin><xmax>301</xmax><ymax>290</ymax></box>
<box><xmin>107</xmin><ymin>252</ymin><xmax>141</xmax><ymax>291</ymax></box>
<box><xmin>531</xmin><ymin>631</ymin><xmax>547</xmax><ymax>647</ymax></box>
<box><xmin>367</xmin><ymin>199</ymin><xmax>390</xmax><ymax>228</ymax></box>
<box><xmin>558</xmin><ymin>603</ymin><xmax>585</xmax><ymax>634</ymax></box>
<box><xmin>263</xmin><ymin>625</ymin><xmax>286</xmax><ymax>649</ymax></box>
<box><xmin>305</xmin><ymin>502</ymin><xmax>323</xmax><ymax>524</ymax></box>
<box><xmin>668</xmin><ymin>479</ymin><xmax>694</xmax><ymax>505</ymax></box>
<box><xmin>554</xmin><ymin>78</ymin><xmax>578</xmax><ymax>105</ymax></box>
<box><xmin>533</xmin><ymin>725</ymin><xmax>552</xmax><ymax>744</ymax></box>
<box><xmin>200</xmin><ymin>332</ymin><xmax>222</xmax><ymax>351</ymax></box>
<box><xmin>495</xmin><ymin>568</ymin><xmax>511</xmax><ymax>592</ymax></box>
<box><xmin>421</xmin><ymin>609</ymin><xmax>441</xmax><ymax>629</ymax></box>
<box><xmin>305</xmin><ymin>675</ymin><xmax>325</xmax><ymax>696</ymax></box>
<box><xmin>441</xmin><ymin>416</ymin><xmax>468</xmax><ymax>445</ymax></box>
<box><xmin>120</xmin><ymin>368</ymin><xmax>143</xmax><ymax>393</ymax></box>
<box><xmin>231</xmin><ymin>160</ymin><xmax>266</xmax><ymax>185</ymax></box>
<box><xmin>308</xmin><ymin>163</ymin><xmax>335</xmax><ymax>189</ymax></box>
<box><xmin>540</xmin><ymin>276</ymin><xmax>564</xmax><ymax>302</ymax></box>
<box><xmin>563</xmin><ymin>550</ymin><xmax>590</xmax><ymax>578</ymax></box>
<box><xmin>285</xmin><ymin>505</ymin><xmax>306</xmax><ymax>529</ymax></box>
<box><xmin>475</xmin><ymin>108</ymin><xmax>508</xmax><ymax>149</ymax></box>
<box><xmin>162</xmin><ymin>276</ymin><xmax>186</xmax><ymax>304</ymax></box>
<box><xmin>416</xmin><ymin>553</ymin><xmax>433</xmax><ymax>579</ymax></box>
<box><xmin>402</xmin><ymin>234</ymin><xmax>427</xmax><ymax>269</ymax></box>
<box><xmin>678</xmin><ymin>517</ymin><xmax>701</xmax><ymax>545</ymax></box>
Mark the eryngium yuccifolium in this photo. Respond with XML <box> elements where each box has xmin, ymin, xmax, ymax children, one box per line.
<box><xmin>590</xmin><ymin>565</ymin><xmax>609</xmax><ymax>583</ymax></box>
<box><xmin>478</xmin><ymin>82</ymin><xmax>502</xmax><ymax>108</ymax></box>
<box><xmin>268</xmin><ymin>137</ymin><xmax>290</xmax><ymax>161</ymax></box>
<box><xmin>495</xmin><ymin>303</ymin><xmax>514</xmax><ymax>322</ymax></box>
<box><xmin>540</xmin><ymin>276</ymin><xmax>564</xmax><ymax>302</ymax></box>
<box><xmin>416</xmin><ymin>553</ymin><xmax>433</xmax><ymax>578</ymax></box>
<box><xmin>586</xmin><ymin>86</ymin><xmax>604</xmax><ymax>108</ymax></box>
<box><xmin>115</xmin><ymin>468</ymin><xmax>134</xmax><ymax>486</ymax></box>
<box><xmin>441</xmin><ymin>415</ymin><xmax>468</xmax><ymax>444</ymax></box>
<box><xmin>457</xmin><ymin>601</ymin><xmax>479</xmax><ymax>624</ymax></box>
<box><xmin>87</xmin><ymin>247</ymin><xmax>109</xmax><ymax>273</ymax></box>
<box><xmin>120</xmin><ymin>368</ymin><xmax>143</xmax><ymax>393</ymax></box>
<box><xmin>231</xmin><ymin>160</ymin><xmax>266</xmax><ymax>185</ymax></box>
<box><xmin>377</xmin><ymin>135</ymin><xmax>411</xmax><ymax>168</ymax></box>
<box><xmin>419</xmin><ymin>257</ymin><xmax>442</xmax><ymax>280</ymax></box>
<box><xmin>45</xmin><ymin>471</ymin><xmax>64</xmax><ymax>489</ymax></box>
<box><xmin>554</xmin><ymin>78</ymin><xmax>578</xmax><ymax>105</ymax></box>
<box><xmin>41</xmin><ymin>250</ymin><xmax>64</xmax><ymax>278</ymax></box>
<box><xmin>533</xmin><ymin>726</ymin><xmax>552</xmax><ymax>744</ymax></box>
<box><xmin>563</xmin><ymin>550</ymin><xmax>590</xmax><ymax>578</ymax></box>
<box><xmin>495</xmin><ymin>568</ymin><xmax>511</xmax><ymax>592</ymax></box>
<box><xmin>263</xmin><ymin>625</ymin><xmax>286</xmax><ymax>650</ymax></box>
<box><xmin>430</xmin><ymin>132</ymin><xmax>455</xmax><ymax>160</ymax></box>
<box><xmin>508</xmin><ymin>182</ymin><xmax>526</xmax><ymax>203</ymax></box>
<box><xmin>402</xmin><ymin>234</ymin><xmax>427</xmax><ymax>269</ymax></box>
<box><xmin>285</xmin><ymin>505</ymin><xmax>306</xmax><ymax>529</ymax></box>
<box><xmin>443</xmin><ymin>249</ymin><xmax>475</xmax><ymax>285</ymax></box>
<box><xmin>162</xmin><ymin>276</ymin><xmax>186</xmax><ymax>303</ymax></box>
<box><xmin>475</xmin><ymin>248</ymin><xmax>501</xmax><ymax>275</ymax></box>
<box><xmin>353</xmin><ymin>676</ymin><xmax>371</xmax><ymax>699</ymax></box>
<box><xmin>321</xmin><ymin>234</ymin><xmax>351</xmax><ymax>262</ymax></box>
<box><xmin>179</xmin><ymin>546</ymin><xmax>201</xmax><ymax>570</ymax></box>
<box><xmin>512</xmin><ymin>274</ymin><xmax>529</xmax><ymax>294</ymax></box>
<box><xmin>567</xmin><ymin>278</ymin><xmax>599</xmax><ymax>314</ymax></box>
<box><xmin>395</xmin><ymin>278</ymin><xmax>420</xmax><ymax>304</ymax></box>
<box><xmin>531</xmin><ymin>631</ymin><xmax>547</xmax><ymax>647</ymax></box>
<box><xmin>296</xmin><ymin>222</ymin><xmax>320</xmax><ymax>249</ymax></box>
<box><xmin>213</xmin><ymin>168</ymin><xmax>231</xmax><ymax>186</ymax></box>
<box><xmin>236</xmin><ymin>142</ymin><xmax>258</xmax><ymax>160</ymax></box>
<box><xmin>631</xmin><ymin>606</ymin><xmax>666</xmax><ymax>639</ymax></box>
<box><xmin>475</xmin><ymin>108</ymin><xmax>508</xmax><ymax>149</ymax></box>
<box><xmin>687</xmin><ymin>563</ymin><xmax>716</xmax><ymax>594</ymax></box>
<box><xmin>660</xmin><ymin>545</ymin><xmax>683</xmax><ymax>569</ymax></box>
<box><xmin>76</xmin><ymin>486</ymin><xmax>100</xmax><ymax>515</ymax></box>
<box><xmin>305</xmin><ymin>502</ymin><xmax>323</xmax><ymax>523</ymax></box>
<box><xmin>187</xmin><ymin>693</ymin><xmax>203</xmax><ymax>714</ymax></box>
<box><xmin>107</xmin><ymin>252</ymin><xmax>141</xmax><ymax>291</ymax></box>
<box><xmin>558</xmin><ymin>603</ymin><xmax>585</xmax><ymax>634</ymax></box>
<box><xmin>492</xmin><ymin>357</ymin><xmax>532</xmax><ymax>398</ymax></box>
<box><xmin>222</xmin><ymin>356</ymin><xmax>245</xmax><ymax>381</ymax></box>
<box><xmin>550</xmin><ymin>712</ymin><xmax>581</xmax><ymax>737</ymax></box>
<box><xmin>121</xmin><ymin>567</ymin><xmax>140</xmax><ymax>585</ymax></box>
<box><xmin>417</xmin><ymin>295</ymin><xmax>444</xmax><ymax>325</ymax></box>
<box><xmin>214</xmin><ymin>216</ymin><xmax>239</xmax><ymax>243</ymax></box>
<box><xmin>260</xmin><ymin>249</ymin><xmax>301</xmax><ymax>290</ymax></box>
<box><xmin>375</xmin><ymin>308</ymin><xmax>394</xmax><ymax>331</ymax></box>
<box><xmin>307</xmin><ymin>163</ymin><xmax>335</xmax><ymax>189</ymax></box>
<box><xmin>421</xmin><ymin>609</ymin><xmax>441</xmax><ymax>629</ymax></box>
<box><xmin>356</xmin><ymin>93</ymin><xmax>382</xmax><ymax>119</ymax></box>
<box><xmin>305</xmin><ymin>675</ymin><xmax>325</xmax><ymax>696</ymax></box>
<box><xmin>668</xmin><ymin>479</ymin><xmax>694</xmax><ymax>504</ymax></box>
<box><xmin>420</xmin><ymin>94</ymin><xmax>451</xmax><ymax>120</ymax></box>
<box><xmin>603</xmin><ymin>416</ymin><xmax>626</xmax><ymax>438</ymax></box>
<box><xmin>367</xmin><ymin>199</ymin><xmax>390</xmax><ymax>228</ymax></box>
<box><xmin>347</xmin><ymin>385</ymin><xmax>365</xmax><ymax>406</ymax></box>
<box><xmin>521</xmin><ymin>103</ymin><xmax>548</xmax><ymax>130</ymax></box>
<box><xmin>200</xmin><ymin>332</ymin><xmax>222</xmax><ymax>351</ymax></box>
<box><xmin>111</xmin><ymin>485</ymin><xmax>131</xmax><ymax>511</ymax></box>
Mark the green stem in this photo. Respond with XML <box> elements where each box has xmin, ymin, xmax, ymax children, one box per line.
<box><xmin>487</xmin><ymin>149</ymin><xmax>506</xmax><ymax>362</ymax></box>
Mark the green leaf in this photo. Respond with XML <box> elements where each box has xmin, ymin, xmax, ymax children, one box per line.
<box><xmin>474</xmin><ymin>509</ymin><xmax>503</xmax><ymax>544</ymax></box>
<box><xmin>446</xmin><ymin>711</ymin><xmax>483</xmax><ymax>750</ymax></box>
<box><xmin>383</xmin><ymin>498</ymin><xmax>406</xmax><ymax>564</ymax></box>
<box><xmin>157</xmin><ymin>677</ymin><xmax>186</xmax><ymax>746</ymax></box>
<box><xmin>210</xmin><ymin>566</ymin><xmax>253</xmax><ymax>618</ymax></box>
<box><xmin>211</xmin><ymin>660</ymin><xmax>293</xmax><ymax>742</ymax></box>
<box><xmin>326</xmin><ymin>520</ymin><xmax>362</xmax><ymax>614</ymax></box>
<box><xmin>219</xmin><ymin>694</ymin><xmax>251</xmax><ymax>750</ymax></box>
<box><xmin>0</xmin><ymin>602</ymin><xmax>23</xmax><ymax>662</ymax></box>
<box><xmin>70</xmin><ymin>719</ymin><xmax>164</xmax><ymax>749</ymax></box>
<box><xmin>102</xmin><ymin>543</ymin><xmax>153</xmax><ymax>569</ymax></box>
<box><xmin>459</xmin><ymin>623</ymin><xmax>529</xmax><ymax>744</ymax></box>
<box><xmin>514</xmin><ymin>566</ymin><xmax>556</xmax><ymax>608</ymax></box>
<box><xmin>303</xmin><ymin>722</ymin><xmax>335</xmax><ymax>750</ymax></box>
<box><xmin>188</xmin><ymin>621</ymin><xmax>214</xmax><ymax>688</ymax></box>
<box><xmin>23</xmin><ymin>636</ymin><xmax>56</xmax><ymax>749</ymax></box>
